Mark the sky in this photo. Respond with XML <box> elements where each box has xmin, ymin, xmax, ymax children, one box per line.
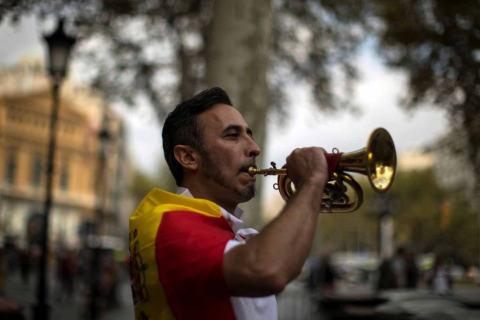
<box><xmin>0</xmin><ymin>15</ymin><xmax>449</xmax><ymax>199</ymax></box>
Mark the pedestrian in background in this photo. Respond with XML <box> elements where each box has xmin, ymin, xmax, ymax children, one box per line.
<box><xmin>405</xmin><ymin>251</ymin><xmax>419</xmax><ymax>289</ymax></box>
<box><xmin>426</xmin><ymin>254</ymin><xmax>452</xmax><ymax>295</ymax></box>
<box><xmin>376</xmin><ymin>258</ymin><xmax>396</xmax><ymax>291</ymax></box>
<box><xmin>18</xmin><ymin>249</ymin><xmax>30</xmax><ymax>286</ymax></box>
<box><xmin>0</xmin><ymin>248</ymin><xmax>7</xmax><ymax>297</ymax></box>
<box><xmin>318</xmin><ymin>254</ymin><xmax>336</xmax><ymax>294</ymax></box>
<box><xmin>392</xmin><ymin>247</ymin><xmax>407</xmax><ymax>288</ymax></box>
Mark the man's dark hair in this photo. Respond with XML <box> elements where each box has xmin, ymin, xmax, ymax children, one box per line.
<box><xmin>162</xmin><ymin>87</ymin><xmax>232</xmax><ymax>186</ymax></box>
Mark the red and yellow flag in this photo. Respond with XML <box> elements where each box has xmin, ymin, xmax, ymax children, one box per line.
<box><xmin>129</xmin><ymin>188</ymin><xmax>236</xmax><ymax>320</ymax></box>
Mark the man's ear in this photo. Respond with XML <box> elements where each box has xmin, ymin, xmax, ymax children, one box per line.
<box><xmin>173</xmin><ymin>145</ymin><xmax>199</xmax><ymax>171</ymax></box>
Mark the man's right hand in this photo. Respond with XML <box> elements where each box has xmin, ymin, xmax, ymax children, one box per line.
<box><xmin>285</xmin><ymin>147</ymin><xmax>329</xmax><ymax>190</ymax></box>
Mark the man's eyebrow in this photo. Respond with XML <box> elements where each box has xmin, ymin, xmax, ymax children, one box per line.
<box><xmin>223</xmin><ymin>124</ymin><xmax>254</xmax><ymax>136</ymax></box>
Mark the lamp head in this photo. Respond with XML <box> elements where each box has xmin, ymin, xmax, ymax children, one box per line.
<box><xmin>43</xmin><ymin>18</ymin><xmax>76</xmax><ymax>81</ymax></box>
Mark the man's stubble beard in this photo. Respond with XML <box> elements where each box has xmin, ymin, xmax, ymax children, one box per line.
<box><xmin>200</xmin><ymin>148</ymin><xmax>256</xmax><ymax>202</ymax></box>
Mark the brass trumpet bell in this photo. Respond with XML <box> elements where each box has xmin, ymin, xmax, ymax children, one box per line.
<box><xmin>338</xmin><ymin>127</ymin><xmax>396</xmax><ymax>194</ymax></box>
<box><xmin>248</xmin><ymin>128</ymin><xmax>396</xmax><ymax>213</ymax></box>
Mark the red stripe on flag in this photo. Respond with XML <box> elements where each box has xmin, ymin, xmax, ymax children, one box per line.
<box><xmin>156</xmin><ymin>211</ymin><xmax>236</xmax><ymax>320</ymax></box>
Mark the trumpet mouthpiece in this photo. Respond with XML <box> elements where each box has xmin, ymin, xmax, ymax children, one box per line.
<box><xmin>248</xmin><ymin>167</ymin><xmax>258</xmax><ymax>176</ymax></box>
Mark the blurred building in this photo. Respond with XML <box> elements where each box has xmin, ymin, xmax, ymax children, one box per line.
<box><xmin>393</xmin><ymin>141</ymin><xmax>475</xmax><ymax>198</ymax></box>
<box><xmin>0</xmin><ymin>58</ymin><xmax>133</xmax><ymax>250</ymax></box>
<box><xmin>397</xmin><ymin>150</ymin><xmax>436</xmax><ymax>172</ymax></box>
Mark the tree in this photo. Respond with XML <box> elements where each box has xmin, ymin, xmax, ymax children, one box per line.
<box><xmin>370</xmin><ymin>0</ymin><xmax>480</xmax><ymax>265</ymax></box>
<box><xmin>1</xmin><ymin>0</ymin><xmax>370</xmax><ymax>226</ymax></box>
<box><xmin>389</xmin><ymin>168</ymin><xmax>478</xmax><ymax>265</ymax></box>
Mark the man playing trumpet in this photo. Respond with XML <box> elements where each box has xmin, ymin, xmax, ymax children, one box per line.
<box><xmin>129</xmin><ymin>87</ymin><xmax>329</xmax><ymax>320</ymax></box>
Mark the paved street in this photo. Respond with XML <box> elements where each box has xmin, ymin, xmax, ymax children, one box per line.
<box><xmin>277</xmin><ymin>281</ymin><xmax>318</xmax><ymax>320</ymax></box>
<box><xmin>376</xmin><ymin>285</ymin><xmax>480</xmax><ymax>320</ymax></box>
<box><xmin>4</xmin><ymin>271</ymin><xmax>134</xmax><ymax>320</ymax></box>
<box><xmin>5</xmin><ymin>272</ymin><xmax>480</xmax><ymax>320</ymax></box>
<box><xmin>277</xmin><ymin>280</ymin><xmax>480</xmax><ymax>320</ymax></box>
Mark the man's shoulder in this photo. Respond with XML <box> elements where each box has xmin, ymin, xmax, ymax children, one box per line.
<box><xmin>129</xmin><ymin>189</ymin><xmax>234</xmax><ymax>249</ymax></box>
<box><xmin>158</xmin><ymin>209</ymin><xmax>234</xmax><ymax>239</ymax></box>
<box><xmin>132</xmin><ymin>188</ymin><xmax>223</xmax><ymax>219</ymax></box>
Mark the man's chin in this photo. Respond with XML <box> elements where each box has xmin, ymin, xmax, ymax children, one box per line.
<box><xmin>237</xmin><ymin>185</ymin><xmax>256</xmax><ymax>202</ymax></box>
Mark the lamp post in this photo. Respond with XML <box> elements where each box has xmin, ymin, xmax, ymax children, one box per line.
<box><xmin>88</xmin><ymin>103</ymin><xmax>111</xmax><ymax>319</ymax></box>
<box><xmin>35</xmin><ymin>18</ymin><xmax>76</xmax><ymax>320</ymax></box>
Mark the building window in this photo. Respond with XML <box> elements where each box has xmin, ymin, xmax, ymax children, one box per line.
<box><xmin>4</xmin><ymin>155</ymin><xmax>16</xmax><ymax>184</ymax></box>
<box><xmin>32</xmin><ymin>159</ymin><xmax>43</xmax><ymax>188</ymax></box>
<box><xmin>60</xmin><ymin>164</ymin><xmax>69</xmax><ymax>190</ymax></box>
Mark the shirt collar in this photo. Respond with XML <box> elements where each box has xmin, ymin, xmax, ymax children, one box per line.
<box><xmin>176</xmin><ymin>187</ymin><xmax>244</xmax><ymax>233</ymax></box>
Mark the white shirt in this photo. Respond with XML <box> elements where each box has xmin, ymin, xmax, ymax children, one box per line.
<box><xmin>177</xmin><ymin>187</ymin><xmax>278</xmax><ymax>320</ymax></box>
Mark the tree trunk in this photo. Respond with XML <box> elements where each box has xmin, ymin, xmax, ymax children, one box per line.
<box><xmin>205</xmin><ymin>0</ymin><xmax>272</xmax><ymax>229</ymax></box>
<box><xmin>179</xmin><ymin>43</ymin><xmax>198</xmax><ymax>101</ymax></box>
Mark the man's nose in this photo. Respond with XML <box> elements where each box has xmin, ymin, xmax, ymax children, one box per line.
<box><xmin>247</xmin><ymin>139</ymin><xmax>261</xmax><ymax>158</ymax></box>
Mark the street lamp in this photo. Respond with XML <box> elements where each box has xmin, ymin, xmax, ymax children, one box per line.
<box><xmin>44</xmin><ymin>19</ymin><xmax>76</xmax><ymax>82</ymax></box>
<box><xmin>35</xmin><ymin>18</ymin><xmax>76</xmax><ymax>320</ymax></box>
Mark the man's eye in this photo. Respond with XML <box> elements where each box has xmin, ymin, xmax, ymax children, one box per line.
<box><xmin>226</xmin><ymin>133</ymin><xmax>238</xmax><ymax>138</ymax></box>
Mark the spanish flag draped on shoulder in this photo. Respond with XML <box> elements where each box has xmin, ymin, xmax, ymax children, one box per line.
<box><xmin>129</xmin><ymin>188</ymin><xmax>236</xmax><ymax>320</ymax></box>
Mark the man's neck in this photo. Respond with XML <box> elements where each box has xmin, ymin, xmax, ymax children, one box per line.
<box><xmin>181</xmin><ymin>181</ymin><xmax>238</xmax><ymax>214</ymax></box>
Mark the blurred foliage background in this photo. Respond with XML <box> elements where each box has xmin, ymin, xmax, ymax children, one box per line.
<box><xmin>319</xmin><ymin>168</ymin><xmax>479</xmax><ymax>266</ymax></box>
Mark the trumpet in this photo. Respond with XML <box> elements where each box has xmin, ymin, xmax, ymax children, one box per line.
<box><xmin>248</xmin><ymin>128</ymin><xmax>396</xmax><ymax>213</ymax></box>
